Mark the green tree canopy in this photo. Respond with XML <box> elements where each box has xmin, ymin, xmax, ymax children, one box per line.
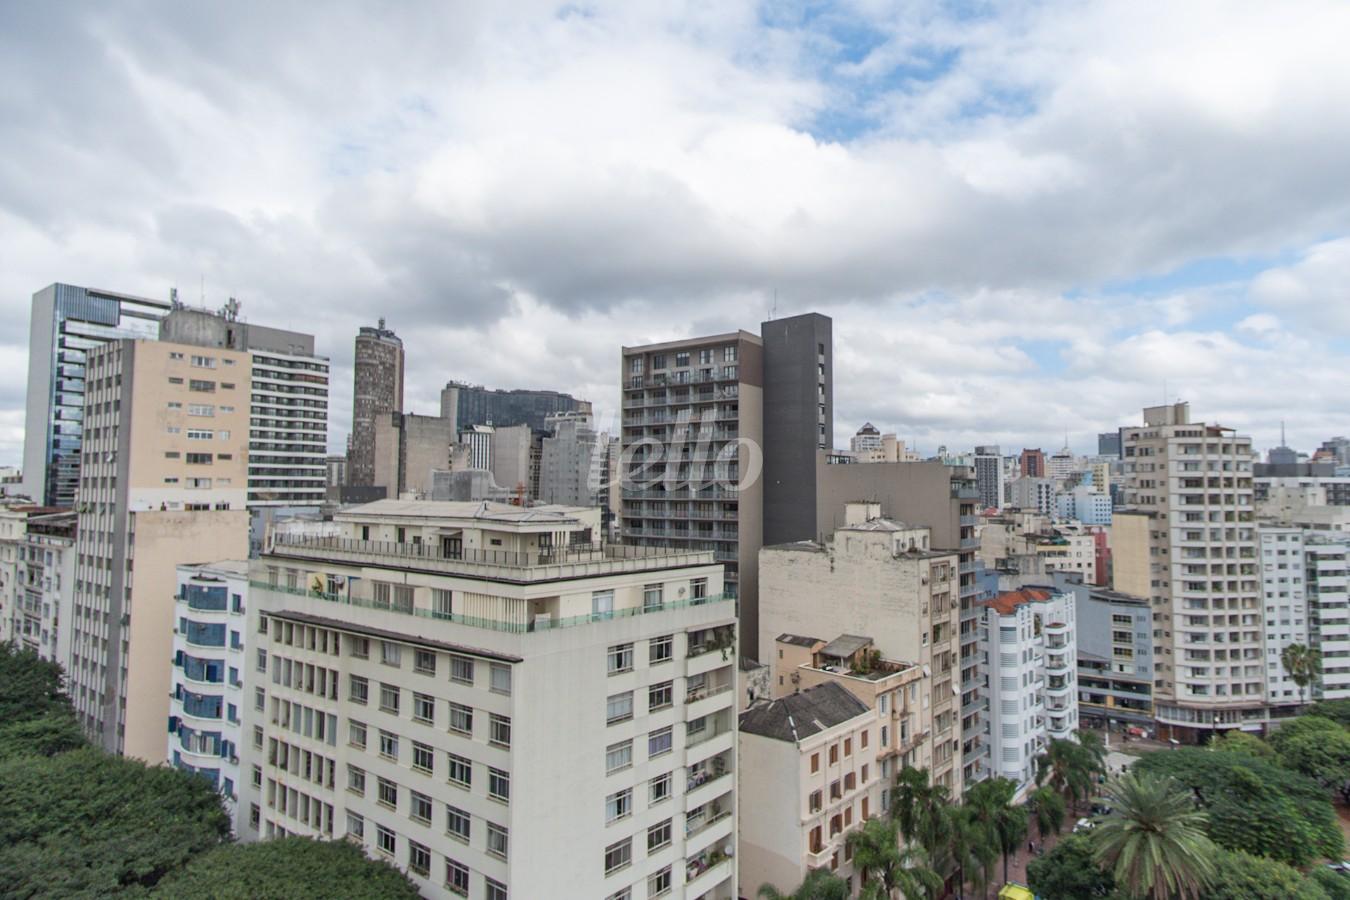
<box><xmin>1280</xmin><ymin>727</ymin><xmax>1350</xmax><ymax>804</ymax></box>
<box><xmin>1029</xmin><ymin>785</ymin><xmax>1068</xmax><ymax>838</ymax></box>
<box><xmin>1306</xmin><ymin>700</ymin><xmax>1350</xmax><ymax>727</ymax></box>
<box><xmin>150</xmin><ymin>837</ymin><xmax>421</xmax><ymax>899</ymax></box>
<box><xmin>0</xmin><ymin>643</ymin><xmax>84</xmax><ymax>761</ymax></box>
<box><xmin>1133</xmin><ymin>748</ymin><xmax>1343</xmax><ymax>866</ymax></box>
<box><xmin>1026</xmin><ymin>833</ymin><xmax>1117</xmax><ymax>900</ymax></box>
<box><xmin>1208</xmin><ymin>729</ymin><xmax>1273</xmax><ymax>759</ymax></box>
<box><xmin>758</xmin><ymin>868</ymin><xmax>851</xmax><ymax>900</ymax></box>
<box><xmin>1091</xmin><ymin>771</ymin><xmax>1216</xmax><ymax>900</ymax></box>
<box><xmin>0</xmin><ymin>747</ymin><xmax>230</xmax><ymax>896</ymax></box>
<box><xmin>1204</xmin><ymin>848</ymin><xmax>1330</xmax><ymax>900</ymax></box>
<box><xmin>1268</xmin><ymin>714</ymin><xmax>1344</xmax><ymax>754</ymax></box>
<box><xmin>1310</xmin><ymin>866</ymin><xmax>1350</xmax><ymax>900</ymax></box>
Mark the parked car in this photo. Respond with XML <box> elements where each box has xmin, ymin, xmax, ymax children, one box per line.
<box><xmin>1072</xmin><ymin>818</ymin><xmax>1095</xmax><ymax>834</ymax></box>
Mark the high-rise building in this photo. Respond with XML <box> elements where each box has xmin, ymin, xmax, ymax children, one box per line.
<box><xmin>22</xmin><ymin>283</ymin><xmax>171</xmax><ymax>506</ymax></box>
<box><xmin>1063</xmin><ymin>578</ymin><xmax>1154</xmax><ymax>731</ymax></box>
<box><xmin>620</xmin><ymin>313</ymin><xmax>832</xmax><ymax>658</ymax></box>
<box><xmin>168</xmin><ymin>560</ymin><xmax>250</xmax><ymax>826</ymax></box>
<box><xmin>1112</xmin><ymin>402</ymin><xmax>1261</xmax><ymax>742</ymax></box>
<box><xmin>460</xmin><ymin>424</ymin><xmax>495</xmax><ymax>472</ymax></box>
<box><xmin>0</xmin><ymin>506</ymin><xmax>77</xmax><ymax>664</ymax></box>
<box><xmin>978</xmin><ymin>587</ymin><xmax>1078</xmax><ymax>798</ymax></box>
<box><xmin>1258</xmin><ymin>526</ymin><xmax>1308</xmax><ymax>712</ymax></box>
<box><xmin>974</xmin><ymin>445</ymin><xmax>1003</xmax><ymax>510</ymax></box>
<box><xmin>239</xmin><ymin>500</ymin><xmax>737</xmax><ymax>899</ymax></box>
<box><xmin>373</xmin><ymin>413</ymin><xmax>457</xmax><ymax>499</ymax></box>
<box><xmin>1019</xmin><ymin>448</ymin><xmax>1045</xmax><ymax>478</ymax></box>
<box><xmin>440</xmin><ymin>381</ymin><xmax>588</xmax><ymax>433</ymax></box>
<box><xmin>1318</xmin><ymin>437</ymin><xmax>1350</xmax><ymax>467</ymax></box>
<box><xmin>539</xmin><ymin>412</ymin><xmax>601</xmax><ymax>507</ymax></box>
<box><xmin>158</xmin><ymin>303</ymin><xmax>330</xmax><ymax>507</ymax></box>
<box><xmin>1308</xmin><ymin>534</ymin><xmax>1350</xmax><ymax>700</ymax></box>
<box><xmin>850</xmin><ymin>423</ymin><xmax>882</xmax><ymax>454</ymax></box>
<box><xmin>758</xmin><ymin>501</ymin><xmax>963</xmax><ymax>793</ymax></box>
<box><xmin>1097</xmin><ymin>432</ymin><xmax>1122</xmax><ymax>458</ymax></box>
<box><xmin>1046</xmin><ymin>446</ymin><xmax>1076</xmax><ymax>482</ymax></box>
<box><xmin>70</xmin><ymin>336</ymin><xmax>251</xmax><ymax>758</ymax></box>
<box><xmin>349</xmin><ymin>321</ymin><xmax>404</xmax><ymax>487</ymax></box>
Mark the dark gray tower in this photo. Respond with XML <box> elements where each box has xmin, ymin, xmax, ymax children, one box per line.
<box><xmin>760</xmin><ymin>312</ymin><xmax>832</xmax><ymax>546</ymax></box>
<box><xmin>349</xmin><ymin>320</ymin><xmax>404</xmax><ymax>487</ymax></box>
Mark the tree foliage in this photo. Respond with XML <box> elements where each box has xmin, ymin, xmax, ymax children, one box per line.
<box><xmin>0</xmin><ymin>642</ymin><xmax>85</xmax><ymax>761</ymax></box>
<box><xmin>1306</xmin><ymin>700</ymin><xmax>1350</xmax><ymax>727</ymax></box>
<box><xmin>1208</xmin><ymin>729</ymin><xmax>1273</xmax><ymax>759</ymax></box>
<box><xmin>1281</xmin><ymin>643</ymin><xmax>1322</xmax><ymax>704</ymax></box>
<box><xmin>844</xmin><ymin>817</ymin><xmax>941</xmax><ymax>900</ymax></box>
<box><xmin>1203</xmin><ymin>848</ymin><xmax>1330</xmax><ymax>900</ymax></box>
<box><xmin>1310</xmin><ymin>867</ymin><xmax>1350</xmax><ymax>900</ymax></box>
<box><xmin>1037</xmin><ymin>736</ymin><xmax>1104</xmax><ymax>811</ymax></box>
<box><xmin>967</xmin><ymin>776</ymin><xmax>1030</xmax><ymax>885</ymax></box>
<box><xmin>0</xmin><ymin>748</ymin><xmax>231</xmax><ymax>896</ymax></box>
<box><xmin>758</xmin><ymin>868</ymin><xmax>851</xmax><ymax>900</ymax></box>
<box><xmin>150</xmin><ymin>837</ymin><xmax>421</xmax><ymax>899</ymax></box>
<box><xmin>1030</xmin><ymin>785</ymin><xmax>1067</xmax><ymax>838</ymax></box>
<box><xmin>1027</xmin><ymin>834</ymin><xmax>1117</xmax><ymax>900</ymax></box>
<box><xmin>1132</xmin><ymin>748</ymin><xmax>1343</xmax><ymax>866</ymax></box>
<box><xmin>1090</xmin><ymin>771</ymin><xmax>1216</xmax><ymax>900</ymax></box>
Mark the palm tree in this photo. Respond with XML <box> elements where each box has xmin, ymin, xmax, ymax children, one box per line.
<box><xmin>1091</xmin><ymin>771</ymin><xmax>1217</xmax><ymax>900</ymax></box>
<box><xmin>846</xmin><ymin>817</ymin><xmax>942</xmax><ymax>899</ymax></box>
<box><xmin>758</xmin><ymin>868</ymin><xmax>851</xmax><ymax>900</ymax></box>
<box><xmin>891</xmin><ymin>766</ymin><xmax>941</xmax><ymax>847</ymax></box>
<box><xmin>1028</xmin><ymin>785</ymin><xmax>1067</xmax><ymax>839</ymax></box>
<box><xmin>944</xmin><ymin>804</ymin><xmax>998</xmax><ymax>900</ymax></box>
<box><xmin>966</xmin><ymin>777</ymin><xmax>1030</xmax><ymax>885</ymax></box>
<box><xmin>1037</xmin><ymin>737</ymin><xmax>1099</xmax><ymax>813</ymax></box>
<box><xmin>1077</xmin><ymin>729</ymin><xmax>1108</xmax><ymax>774</ymax></box>
<box><xmin>1281</xmin><ymin>643</ymin><xmax>1322</xmax><ymax>704</ymax></box>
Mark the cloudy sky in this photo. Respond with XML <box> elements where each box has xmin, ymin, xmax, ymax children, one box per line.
<box><xmin>3</xmin><ymin>0</ymin><xmax>1349</xmax><ymax>465</ymax></box>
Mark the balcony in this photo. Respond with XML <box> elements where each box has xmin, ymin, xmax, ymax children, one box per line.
<box><xmin>685</xmin><ymin>853</ymin><xmax>733</xmax><ymax>898</ymax></box>
<box><xmin>686</xmin><ymin>683</ymin><xmax>735</xmax><ymax>721</ymax></box>
<box><xmin>685</xmin><ymin>806</ymin><xmax>734</xmax><ymax>856</ymax></box>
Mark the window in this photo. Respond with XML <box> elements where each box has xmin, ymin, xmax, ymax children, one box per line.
<box><xmin>690</xmin><ymin>577</ymin><xmax>708</xmax><ymax>599</ymax></box>
<box><xmin>647</xmin><ymin>819</ymin><xmax>672</xmax><ymax>853</ymax></box>
<box><xmin>412</xmin><ymin>741</ymin><xmax>434</xmax><ymax>774</ymax></box>
<box><xmin>811</xmin><ymin>752</ymin><xmax>820</xmax><ymax>774</ymax></box>
<box><xmin>450</xmin><ymin>655</ymin><xmax>474</xmax><ymax>685</ymax></box>
<box><xmin>649</xmin><ymin>681</ymin><xmax>673</xmax><ymax>711</ymax></box>
<box><xmin>168</xmin><ymin>376</ymin><xmax>184</xmax><ymax>384</ymax></box>
<box><xmin>378</xmin><ymin>730</ymin><xmax>399</xmax><ymax>760</ymax></box>
<box><xmin>188</xmin><ymin>379</ymin><xmax>215</xmax><ymax>392</ymax></box>
<box><xmin>190</xmin><ymin>354</ymin><xmax>216</xmax><ymax>368</ymax></box>
<box><xmin>380</xmin><ymin>683</ymin><xmax>400</xmax><ymax>714</ymax></box>
<box><xmin>649</xmin><ymin>866</ymin><xmax>673</xmax><ymax>897</ymax></box>
<box><xmin>486</xmin><ymin>823</ymin><xmax>509</xmax><ymax>859</ymax></box>
<box><xmin>188</xmin><ymin>403</ymin><xmax>214</xmax><ymax>416</ymax></box>
<box><xmin>490</xmin><ymin>663</ymin><xmax>512</xmax><ymax>695</ymax></box>
<box><xmin>349</xmin><ymin>720</ymin><xmax>367</xmax><ymax>749</ymax></box>
<box><xmin>643</xmin><ymin>584</ymin><xmax>663</xmax><ymax>611</ymax></box>
<box><xmin>348</xmin><ymin>765</ymin><xmax>366</xmax><ymax>795</ymax></box>
<box><xmin>350</xmin><ymin>637</ymin><xmax>369</xmax><ymax>659</ymax></box>
<box><xmin>608</xmin><ymin>643</ymin><xmax>634</xmax><ymax>674</ymax></box>
<box><xmin>607</xmin><ymin>692</ymin><xmax>634</xmax><ymax>724</ymax></box>
<box><xmin>650</xmin><ymin>772</ymin><xmax>671</xmax><ymax>803</ymax></box>
<box><xmin>490</xmin><ymin>714</ymin><xmax>511</xmax><ymax>748</ymax></box>
<box><xmin>604</xmin><ymin>838</ymin><xmax>631</xmax><ymax>874</ymax></box>
<box><xmin>376</xmin><ymin>824</ymin><xmax>396</xmax><ymax>856</ymax></box>
<box><xmin>488</xmin><ymin>767</ymin><xmax>510</xmax><ymax>802</ymax></box>
<box><xmin>446</xmin><ymin>805</ymin><xmax>471</xmax><ymax>841</ymax></box>
<box><xmin>377</xmin><ymin>777</ymin><xmax>398</xmax><ymax>809</ymax></box>
<box><xmin>445</xmin><ymin>859</ymin><xmax>470</xmax><ymax>896</ymax></box>
<box><xmin>187</xmin><ymin>429</ymin><xmax>214</xmax><ymax>440</ymax></box>
<box><xmin>413</xmin><ymin>649</ymin><xmax>436</xmax><ymax>675</ymax></box>
<box><xmin>410</xmin><ymin>790</ymin><xmax>433</xmax><ymax>825</ymax></box>
<box><xmin>408</xmin><ymin>840</ymin><xmax>430</xmax><ymax>876</ymax></box>
<box><xmin>485</xmin><ymin>878</ymin><xmax>507</xmax><ymax>900</ymax></box>
<box><xmin>844</xmin><ymin>737</ymin><xmax>852</xmax><ymax>757</ymax></box>
<box><xmin>413</xmin><ymin>692</ymin><xmax>435</xmax><ymax>724</ymax></box>
<box><xmin>186</xmin><ymin>453</ymin><xmax>212</xmax><ymax>465</ymax></box>
<box><xmin>650</xmin><ymin>635</ymin><xmax>673</xmax><ymax>663</ymax></box>
<box><xmin>648</xmin><ymin>726</ymin><xmax>673</xmax><ymax>757</ymax></box>
<box><xmin>810</xmin><ymin>789</ymin><xmax>823</xmax><ymax>812</ymax></box>
<box><xmin>349</xmin><ymin>675</ymin><xmax>368</xmax><ymax>704</ymax></box>
<box><xmin>346</xmin><ymin>811</ymin><xmax>364</xmax><ymax>839</ymax></box>
<box><xmin>447</xmin><ymin>753</ymin><xmax>472</xmax><ymax>788</ymax></box>
<box><xmin>606</xmin><ymin>740</ymin><xmax>632</xmax><ymax>773</ymax></box>
<box><xmin>606</xmin><ymin>788</ymin><xmax>632</xmax><ymax>823</ymax></box>
<box><xmin>381</xmin><ymin>642</ymin><xmax>402</xmax><ymax>666</ymax></box>
<box><xmin>829</xmin><ymin>744</ymin><xmax>839</xmax><ymax>765</ymax></box>
<box><xmin>449</xmin><ymin>702</ymin><xmax>473</xmax><ymax>735</ymax></box>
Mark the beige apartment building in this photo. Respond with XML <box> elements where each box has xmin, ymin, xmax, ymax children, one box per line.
<box><xmin>240</xmin><ymin>500</ymin><xmax>738</xmax><ymax>900</ymax></box>
<box><xmin>979</xmin><ymin>511</ymin><xmax>1098</xmax><ymax>584</ymax></box>
<box><xmin>70</xmin><ymin>336</ymin><xmax>250</xmax><ymax>759</ymax></box>
<box><xmin>1112</xmin><ymin>402</ymin><xmax>1262</xmax><ymax>742</ymax></box>
<box><xmin>738</xmin><ymin>682</ymin><xmax>880</xmax><ymax>898</ymax></box>
<box><xmin>758</xmin><ymin>502</ymin><xmax>962</xmax><ymax>794</ymax></box>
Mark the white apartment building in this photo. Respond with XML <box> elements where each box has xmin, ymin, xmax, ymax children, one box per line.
<box><xmin>0</xmin><ymin>506</ymin><xmax>78</xmax><ymax>665</ymax></box>
<box><xmin>758</xmin><ymin>502</ymin><xmax>963</xmax><ymax>792</ymax></box>
<box><xmin>1113</xmin><ymin>402</ymin><xmax>1261</xmax><ymax>742</ymax></box>
<box><xmin>239</xmin><ymin>500</ymin><xmax>737</xmax><ymax>900</ymax></box>
<box><xmin>1259</xmin><ymin>527</ymin><xmax>1309</xmax><ymax>709</ymax></box>
<box><xmin>979</xmin><ymin>587</ymin><xmax>1078</xmax><ymax>798</ymax></box>
<box><xmin>1007</xmin><ymin>477</ymin><xmax>1055</xmax><ymax>515</ymax></box>
<box><xmin>738</xmin><ymin>682</ymin><xmax>881</xmax><ymax>898</ymax></box>
<box><xmin>1308</xmin><ymin>535</ymin><xmax>1350</xmax><ymax>700</ymax></box>
<box><xmin>1055</xmin><ymin>486</ymin><xmax>1112</xmax><ymax>526</ymax></box>
<box><xmin>169</xmin><ymin>561</ymin><xmax>250</xmax><ymax>824</ymax></box>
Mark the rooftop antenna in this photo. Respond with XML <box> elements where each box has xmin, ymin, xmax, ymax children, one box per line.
<box><xmin>200</xmin><ymin>274</ymin><xmax>205</xmax><ymax>305</ymax></box>
<box><xmin>768</xmin><ymin>288</ymin><xmax>778</xmax><ymax>321</ymax></box>
<box><xmin>1281</xmin><ymin>420</ymin><xmax>1287</xmax><ymax>447</ymax></box>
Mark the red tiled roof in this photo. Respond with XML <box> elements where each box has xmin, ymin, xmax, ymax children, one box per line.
<box><xmin>981</xmin><ymin>587</ymin><xmax>1053</xmax><ymax>616</ymax></box>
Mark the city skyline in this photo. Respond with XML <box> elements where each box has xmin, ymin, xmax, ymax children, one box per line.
<box><xmin>3</xmin><ymin>3</ymin><xmax>1350</xmax><ymax>467</ymax></box>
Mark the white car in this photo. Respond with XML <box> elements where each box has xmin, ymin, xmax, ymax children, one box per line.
<box><xmin>1072</xmin><ymin>818</ymin><xmax>1095</xmax><ymax>834</ymax></box>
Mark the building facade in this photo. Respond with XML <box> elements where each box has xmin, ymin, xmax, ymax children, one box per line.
<box><xmin>978</xmin><ymin>587</ymin><xmax>1078</xmax><ymax>798</ymax></box>
<box><xmin>1064</xmin><ymin>579</ymin><xmax>1154</xmax><ymax>730</ymax></box>
<box><xmin>1258</xmin><ymin>526</ymin><xmax>1309</xmax><ymax>710</ymax></box>
<box><xmin>239</xmin><ymin>500</ymin><xmax>738</xmax><ymax>900</ymax></box>
<box><xmin>738</xmin><ymin>682</ymin><xmax>880</xmax><ymax>897</ymax></box>
<box><xmin>758</xmin><ymin>503</ymin><xmax>962</xmax><ymax>794</ymax></box>
<box><xmin>169</xmin><ymin>561</ymin><xmax>250</xmax><ymax>825</ymax></box>
<box><xmin>349</xmin><ymin>321</ymin><xmax>404</xmax><ymax>487</ymax></box>
<box><xmin>974</xmin><ymin>445</ymin><xmax>1004</xmax><ymax>511</ymax></box>
<box><xmin>22</xmin><ymin>283</ymin><xmax>171</xmax><ymax>506</ymax></box>
<box><xmin>440</xmin><ymin>381</ymin><xmax>588</xmax><ymax>433</ymax></box>
<box><xmin>1113</xmin><ymin>402</ymin><xmax>1262</xmax><ymax>741</ymax></box>
<box><xmin>1308</xmin><ymin>534</ymin><xmax>1350</xmax><ymax>700</ymax></box>
<box><xmin>68</xmin><ymin>337</ymin><xmax>251</xmax><ymax>758</ymax></box>
<box><xmin>539</xmin><ymin>412</ymin><xmax>601</xmax><ymax>507</ymax></box>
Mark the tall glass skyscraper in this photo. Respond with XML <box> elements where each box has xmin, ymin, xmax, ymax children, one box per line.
<box><xmin>22</xmin><ymin>283</ymin><xmax>170</xmax><ymax>506</ymax></box>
